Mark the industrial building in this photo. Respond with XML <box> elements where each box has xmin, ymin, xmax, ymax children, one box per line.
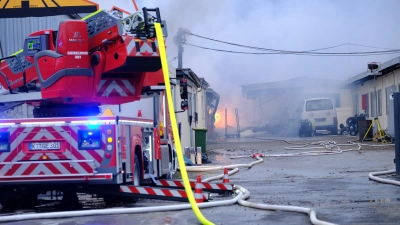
<box><xmin>240</xmin><ymin>77</ymin><xmax>352</xmax><ymax>135</ymax></box>
<box><xmin>175</xmin><ymin>68</ymin><xmax>218</xmax><ymax>148</ymax></box>
<box><xmin>344</xmin><ymin>56</ymin><xmax>400</xmax><ymax>137</ymax></box>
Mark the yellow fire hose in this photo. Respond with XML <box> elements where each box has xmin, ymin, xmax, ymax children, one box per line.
<box><xmin>154</xmin><ymin>23</ymin><xmax>214</xmax><ymax>225</ymax></box>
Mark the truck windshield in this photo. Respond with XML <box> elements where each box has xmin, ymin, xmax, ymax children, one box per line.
<box><xmin>306</xmin><ymin>99</ymin><xmax>333</xmax><ymax>111</ymax></box>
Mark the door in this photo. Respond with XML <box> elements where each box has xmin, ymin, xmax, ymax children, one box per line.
<box><xmin>124</xmin><ymin>125</ymin><xmax>132</xmax><ymax>182</ymax></box>
<box><xmin>386</xmin><ymin>85</ymin><xmax>397</xmax><ymax>136</ymax></box>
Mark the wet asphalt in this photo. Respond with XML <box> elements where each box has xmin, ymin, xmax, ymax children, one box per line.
<box><xmin>3</xmin><ymin>134</ymin><xmax>400</xmax><ymax>225</ymax></box>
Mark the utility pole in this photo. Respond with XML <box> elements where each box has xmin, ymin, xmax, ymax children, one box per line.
<box><xmin>0</xmin><ymin>40</ymin><xmax>3</xmax><ymax>58</ymax></box>
<box><xmin>225</xmin><ymin>108</ymin><xmax>228</xmax><ymax>138</ymax></box>
<box><xmin>173</xmin><ymin>28</ymin><xmax>188</xmax><ymax>69</ymax></box>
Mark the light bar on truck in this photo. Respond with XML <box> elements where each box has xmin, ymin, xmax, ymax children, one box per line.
<box><xmin>0</xmin><ymin>123</ymin><xmax>15</xmax><ymax>126</ymax></box>
<box><xmin>21</xmin><ymin>121</ymin><xmax>65</xmax><ymax>125</ymax></box>
<box><xmin>71</xmin><ymin>120</ymin><xmax>115</xmax><ymax>125</ymax></box>
<box><xmin>119</xmin><ymin>120</ymin><xmax>153</xmax><ymax>125</ymax></box>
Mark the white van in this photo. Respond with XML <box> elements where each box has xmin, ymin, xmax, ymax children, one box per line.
<box><xmin>301</xmin><ymin>97</ymin><xmax>338</xmax><ymax>135</ymax></box>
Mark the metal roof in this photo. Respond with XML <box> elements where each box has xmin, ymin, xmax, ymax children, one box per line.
<box><xmin>240</xmin><ymin>77</ymin><xmax>344</xmax><ymax>91</ymax></box>
<box><xmin>240</xmin><ymin>77</ymin><xmax>344</xmax><ymax>99</ymax></box>
<box><xmin>343</xmin><ymin>56</ymin><xmax>400</xmax><ymax>88</ymax></box>
<box><xmin>0</xmin><ymin>15</ymin><xmax>70</xmax><ymax>57</ymax></box>
<box><xmin>176</xmin><ymin>68</ymin><xmax>202</xmax><ymax>88</ymax></box>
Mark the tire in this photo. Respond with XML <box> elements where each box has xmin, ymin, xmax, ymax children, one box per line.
<box><xmin>60</xmin><ymin>191</ymin><xmax>81</xmax><ymax>209</ymax></box>
<box><xmin>133</xmin><ymin>155</ymin><xmax>140</xmax><ymax>186</ymax></box>
<box><xmin>0</xmin><ymin>198</ymin><xmax>17</xmax><ymax>210</ymax></box>
<box><xmin>20</xmin><ymin>193</ymin><xmax>38</xmax><ymax>209</ymax></box>
<box><xmin>350</xmin><ymin>130</ymin><xmax>357</xmax><ymax>136</ymax></box>
<box><xmin>103</xmin><ymin>195</ymin><xmax>122</xmax><ymax>206</ymax></box>
<box><xmin>309</xmin><ymin>127</ymin><xmax>315</xmax><ymax>137</ymax></box>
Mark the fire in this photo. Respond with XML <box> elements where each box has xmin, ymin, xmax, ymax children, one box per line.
<box><xmin>215</xmin><ymin>111</ymin><xmax>221</xmax><ymax>124</ymax></box>
<box><xmin>214</xmin><ymin>111</ymin><xmax>226</xmax><ymax>128</ymax></box>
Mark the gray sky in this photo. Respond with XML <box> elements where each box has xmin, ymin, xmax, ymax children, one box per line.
<box><xmin>105</xmin><ymin>0</ymin><xmax>400</xmax><ymax>127</ymax></box>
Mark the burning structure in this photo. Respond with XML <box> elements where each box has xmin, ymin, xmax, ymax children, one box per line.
<box><xmin>240</xmin><ymin>76</ymin><xmax>352</xmax><ymax>135</ymax></box>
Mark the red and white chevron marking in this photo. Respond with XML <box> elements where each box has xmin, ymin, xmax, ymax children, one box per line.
<box><xmin>96</xmin><ymin>79</ymin><xmax>136</xmax><ymax>97</ymax></box>
<box><xmin>0</xmin><ymin>125</ymin><xmax>106</xmax><ymax>178</ymax></box>
<box><xmin>0</xmin><ymin>160</ymin><xmax>95</xmax><ymax>177</ymax></box>
<box><xmin>123</xmin><ymin>37</ymin><xmax>161</xmax><ymax>57</ymax></box>
<box><xmin>156</xmin><ymin>179</ymin><xmax>233</xmax><ymax>191</ymax></box>
<box><xmin>0</xmin><ymin>173</ymin><xmax>113</xmax><ymax>183</ymax></box>
<box><xmin>120</xmin><ymin>185</ymin><xmax>209</xmax><ymax>201</ymax></box>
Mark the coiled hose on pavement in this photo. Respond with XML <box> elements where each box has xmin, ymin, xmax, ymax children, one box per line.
<box><xmin>181</xmin><ymin>155</ymin><xmax>338</xmax><ymax>225</ymax></box>
<box><xmin>0</xmin><ymin>138</ymin><xmax>382</xmax><ymax>224</ymax></box>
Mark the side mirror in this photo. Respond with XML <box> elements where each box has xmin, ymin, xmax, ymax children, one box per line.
<box><xmin>181</xmin><ymin>100</ymin><xmax>188</xmax><ymax>111</ymax></box>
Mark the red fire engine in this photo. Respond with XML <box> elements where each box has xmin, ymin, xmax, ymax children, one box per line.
<box><xmin>0</xmin><ymin>8</ymin><xmax>178</xmax><ymax>209</ymax></box>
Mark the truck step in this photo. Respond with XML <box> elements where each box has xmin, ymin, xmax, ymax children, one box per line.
<box><xmin>120</xmin><ymin>185</ymin><xmax>210</xmax><ymax>202</ymax></box>
<box><xmin>156</xmin><ymin>179</ymin><xmax>233</xmax><ymax>193</ymax></box>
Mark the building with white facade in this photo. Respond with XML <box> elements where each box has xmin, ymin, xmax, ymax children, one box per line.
<box><xmin>343</xmin><ymin>57</ymin><xmax>400</xmax><ymax>137</ymax></box>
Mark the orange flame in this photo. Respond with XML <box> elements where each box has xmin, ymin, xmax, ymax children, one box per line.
<box><xmin>214</xmin><ymin>110</ymin><xmax>229</xmax><ymax>128</ymax></box>
<box><xmin>215</xmin><ymin>111</ymin><xmax>221</xmax><ymax>124</ymax></box>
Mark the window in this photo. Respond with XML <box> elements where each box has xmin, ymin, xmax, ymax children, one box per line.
<box><xmin>352</xmin><ymin>94</ymin><xmax>359</xmax><ymax>115</ymax></box>
<box><xmin>378</xmin><ymin>89</ymin><xmax>382</xmax><ymax>116</ymax></box>
<box><xmin>188</xmin><ymin>92</ymin><xmax>192</xmax><ymax>116</ymax></box>
<box><xmin>305</xmin><ymin>99</ymin><xmax>333</xmax><ymax>112</ymax></box>
<box><xmin>361</xmin><ymin>94</ymin><xmax>369</xmax><ymax>116</ymax></box>
<box><xmin>171</xmin><ymin>85</ymin><xmax>175</xmax><ymax>110</ymax></box>
<box><xmin>385</xmin><ymin>85</ymin><xmax>397</xmax><ymax>115</ymax></box>
<box><xmin>398</xmin><ymin>83</ymin><xmax>400</xmax><ymax>95</ymax></box>
<box><xmin>188</xmin><ymin>92</ymin><xmax>192</xmax><ymax>125</ymax></box>
<box><xmin>194</xmin><ymin>93</ymin><xmax>198</xmax><ymax>123</ymax></box>
<box><xmin>202</xmin><ymin>94</ymin><xmax>205</xmax><ymax>120</ymax></box>
<box><xmin>370</xmin><ymin>91</ymin><xmax>376</xmax><ymax>117</ymax></box>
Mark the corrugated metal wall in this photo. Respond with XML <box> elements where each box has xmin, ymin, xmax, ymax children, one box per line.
<box><xmin>0</xmin><ymin>15</ymin><xmax>70</xmax><ymax>57</ymax></box>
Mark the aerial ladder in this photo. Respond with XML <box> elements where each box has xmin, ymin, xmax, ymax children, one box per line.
<box><xmin>0</xmin><ymin>7</ymin><xmax>167</xmax><ymax>117</ymax></box>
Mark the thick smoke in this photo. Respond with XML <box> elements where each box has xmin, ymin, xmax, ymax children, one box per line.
<box><xmin>136</xmin><ymin>0</ymin><xmax>400</xmax><ymax>133</ymax></box>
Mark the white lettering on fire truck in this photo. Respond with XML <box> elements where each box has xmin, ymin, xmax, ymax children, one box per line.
<box><xmin>67</xmin><ymin>51</ymin><xmax>88</xmax><ymax>55</ymax></box>
<box><xmin>9</xmin><ymin>77</ymin><xmax>23</xmax><ymax>86</ymax></box>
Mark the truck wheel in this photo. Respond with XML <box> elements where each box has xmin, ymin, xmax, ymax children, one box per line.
<box><xmin>20</xmin><ymin>193</ymin><xmax>38</xmax><ymax>209</ymax></box>
<box><xmin>103</xmin><ymin>195</ymin><xmax>122</xmax><ymax>206</ymax></box>
<box><xmin>0</xmin><ymin>198</ymin><xmax>17</xmax><ymax>210</ymax></box>
<box><xmin>60</xmin><ymin>191</ymin><xmax>81</xmax><ymax>209</ymax></box>
<box><xmin>133</xmin><ymin>155</ymin><xmax>140</xmax><ymax>186</ymax></box>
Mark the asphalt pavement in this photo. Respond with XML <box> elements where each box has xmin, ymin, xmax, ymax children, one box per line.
<box><xmin>4</xmin><ymin>134</ymin><xmax>400</xmax><ymax>225</ymax></box>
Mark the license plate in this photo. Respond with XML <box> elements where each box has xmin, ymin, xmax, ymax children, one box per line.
<box><xmin>29</xmin><ymin>142</ymin><xmax>61</xmax><ymax>150</ymax></box>
<box><xmin>314</xmin><ymin>118</ymin><xmax>326</xmax><ymax>122</ymax></box>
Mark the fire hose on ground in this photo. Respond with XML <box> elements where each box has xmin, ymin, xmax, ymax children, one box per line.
<box><xmin>0</xmin><ymin>138</ymin><xmax>385</xmax><ymax>224</ymax></box>
<box><xmin>178</xmin><ymin>155</ymin><xmax>337</xmax><ymax>225</ymax></box>
<box><xmin>252</xmin><ymin>137</ymin><xmax>399</xmax><ymax>188</ymax></box>
<box><xmin>0</xmin><ymin>155</ymin><xmax>338</xmax><ymax>224</ymax></box>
